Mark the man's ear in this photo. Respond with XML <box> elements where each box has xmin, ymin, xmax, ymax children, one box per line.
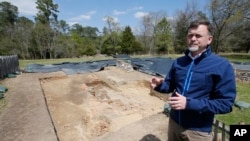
<box><xmin>208</xmin><ymin>36</ymin><xmax>213</xmax><ymax>45</ymax></box>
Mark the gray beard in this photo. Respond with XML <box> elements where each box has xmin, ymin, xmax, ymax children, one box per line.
<box><xmin>188</xmin><ymin>46</ymin><xmax>199</xmax><ymax>52</ymax></box>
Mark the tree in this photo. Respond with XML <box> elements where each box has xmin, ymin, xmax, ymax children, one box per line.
<box><xmin>238</xmin><ymin>23</ymin><xmax>250</xmax><ymax>53</ymax></box>
<box><xmin>209</xmin><ymin>0</ymin><xmax>250</xmax><ymax>53</ymax></box>
<box><xmin>70</xmin><ymin>24</ymin><xmax>99</xmax><ymax>38</ymax></box>
<box><xmin>227</xmin><ymin>20</ymin><xmax>250</xmax><ymax>53</ymax></box>
<box><xmin>0</xmin><ymin>1</ymin><xmax>18</xmax><ymax>55</ymax></box>
<box><xmin>34</xmin><ymin>0</ymin><xmax>59</xmax><ymax>59</ymax></box>
<box><xmin>69</xmin><ymin>24</ymin><xmax>99</xmax><ymax>56</ymax></box>
<box><xmin>82</xmin><ymin>26</ymin><xmax>99</xmax><ymax>39</ymax></box>
<box><xmin>101</xmin><ymin>36</ymin><xmax>115</xmax><ymax>55</ymax></box>
<box><xmin>15</xmin><ymin>17</ymin><xmax>34</xmax><ymax>59</ymax></box>
<box><xmin>139</xmin><ymin>11</ymin><xmax>167</xmax><ymax>54</ymax></box>
<box><xmin>155</xmin><ymin>17</ymin><xmax>173</xmax><ymax>54</ymax></box>
<box><xmin>172</xmin><ymin>12</ymin><xmax>189</xmax><ymax>54</ymax></box>
<box><xmin>53</xmin><ymin>20</ymin><xmax>69</xmax><ymax>34</ymax></box>
<box><xmin>32</xmin><ymin>23</ymin><xmax>53</xmax><ymax>59</ymax></box>
<box><xmin>0</xmin><ymin>1</ymin><xmax>18</xmax><ymax>26</ymax></box>
<box><xmin>120</xmin><ymin>26</ymin><xmax>135</xmax><ymax>54</ymax></box>
<box><xmin>100</xmin><ymin>16</ymin><xmax>122</xmax><ymax>55</ymax></box>
<box><xmin>140</xmin><ymin>14</ymin><xmax>154</xmax><ymax>54</ymax></box>
<box><xmin>35</xmin><ymin>0</ymin><xmax>59</xmax><ymax>24</ymax></box>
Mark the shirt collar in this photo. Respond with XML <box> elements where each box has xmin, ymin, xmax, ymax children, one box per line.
<box><xmin>188</xmin><ymin>49</ymin><xmax>206</xmax><ymax>60</ymax></box>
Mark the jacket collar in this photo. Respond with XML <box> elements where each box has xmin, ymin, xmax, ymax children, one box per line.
<box><xmin>185</xmin><ymin>45</ymin><xmax>212</xmax><ymax>59</ymax></box>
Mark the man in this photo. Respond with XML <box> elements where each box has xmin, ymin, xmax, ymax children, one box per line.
<box><xmin>150</xmin><ymin>19</ymin><xmax>236</xmax><ymax>141</ymax></box>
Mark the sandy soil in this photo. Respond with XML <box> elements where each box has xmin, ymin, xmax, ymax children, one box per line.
<box><xmin>0</xmin><ymin>66</ymin><xmax>170</xmax><ymax>141</ymax></box>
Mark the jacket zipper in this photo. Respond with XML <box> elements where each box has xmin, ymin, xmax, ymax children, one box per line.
<box><xmin>179</xmin><ymin>59</ymin><xmax>194</xmax><ymax>125</ymax></box>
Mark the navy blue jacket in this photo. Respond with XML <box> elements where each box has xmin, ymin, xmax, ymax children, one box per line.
<box><xmin>155</xmin><ymin>46</ymin><xmax>236</xmax><ymax>132</ymax></box>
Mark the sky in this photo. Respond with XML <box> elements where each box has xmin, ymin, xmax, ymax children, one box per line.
<box><xmin>1</xmin><ymin>0</ymin><xmax>209</xmax><ymax>31</ymax></box>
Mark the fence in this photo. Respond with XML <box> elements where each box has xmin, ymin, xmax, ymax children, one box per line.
<box><xmin>0</xmin><ymin>55</ymin><xmax>19</xmax><ymax>79</ymax></box>
<box><xmin>235</xmin><ymin>69</ymin><xmax>250</xmax><ymax>82</ymax></box>
<box><xmin>213</xmin><ymin>119</ymin><xmax>230</xmax><ymax>141</ymax></box>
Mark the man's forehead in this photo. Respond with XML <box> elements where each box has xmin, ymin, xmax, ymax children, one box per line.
<box><xmin>188</xmin><ymin>25</ymin><xmax>209</xmax><ymax>33</ymax></box>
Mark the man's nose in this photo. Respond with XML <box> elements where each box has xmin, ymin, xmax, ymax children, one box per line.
<box><xmin>191</xmin><ymin>35</ymin><xmax>197</xmax><ymax>40</ymax></box>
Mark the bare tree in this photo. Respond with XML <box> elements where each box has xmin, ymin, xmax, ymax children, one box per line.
<box><xmin>140</xmin><ymin>11</ymin><xmax>167</xmax><ymax>54</ymax></box>
<box><xmin>101</xmin><ymin>16</ymin><xmax>122</xmax><ymax>55</ymax></box>
<box><xmin>141</xmin><ymin>15</ymin><xmax>154</xmax><ymax>54</ymax></box>
<box><xmin>209</xmin><ymin>0</ymin><xmax>250</xmax><ymax>53</ymax></box>
<box><xmin>15</xmin><ymin>17</ymin><xmax>34</xmax><ymax>59</ymax></box>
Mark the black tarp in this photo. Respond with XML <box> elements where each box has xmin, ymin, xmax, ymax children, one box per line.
<box><xmin>131</xmin><ymin>57</ymin><xmax>173</xmax><ymax>77</ymax></box>
<box><xmin>231</xmin><ymin>61</ymin><xmax>250</xmax><ymax>71</ymax></box>
<box><xmin>23</xmin><ymin>57</ymin><xmax>250</xmax><ymax>77</ymax></box>
<box><xmin>23</xmin><ymin>57</ymin><xmax>174</xmax><ymax>77</ymax></box>
<box><xmin>24</xmin><ymin>59</ymin><xmax>117</xmax><ymax>75</ymax></box>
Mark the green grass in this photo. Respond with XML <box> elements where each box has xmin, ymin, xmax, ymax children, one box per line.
<box><xmin>213</xmin><ymin>82</ymin><xmax>250</xmax><ymax>140</ymax></box>
<box><xmin>222</xmin><ymin>57</ymin><xmax>250</xmax><ymax>63</ymax></box>
<box><xmin>215</xmin><ymin>81</ymin><xmax>250</xmax><ymax>125</ymax></box>
<box><xmin>219</xmin><ymin>53</ymin><xmax>250</xmax><ymax>63</ymax></box>
<box><xmin>0</xmin><ymin>97</ymin><xmax>7</xmax><ymax>115</ymax></box>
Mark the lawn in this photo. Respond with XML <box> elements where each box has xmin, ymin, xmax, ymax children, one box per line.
<box><xmin>0</xmin><ymin>98</ymin><xmax>7</xmax><ymax>115</ymax></box>
<box><xmin>215</xmin><ymin>81</ymin><xmax>250</xmax><ymax>125</ymax></box>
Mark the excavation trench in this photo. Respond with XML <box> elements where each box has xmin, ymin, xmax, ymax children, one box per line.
<box><xmin>40</xmin><ymin>66</ymin><xmax>169</xmax><ymax>141</ymax></box>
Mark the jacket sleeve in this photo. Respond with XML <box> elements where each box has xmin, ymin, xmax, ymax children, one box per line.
<box><xmin>185</xmin><ymin>62</ymin><xmax>237</xmax><ymax>114</ymax></box>
<box><xmin>154</xmin><ymin>62</ymin><xmax>176</xmax><ymax>93</ymax></box>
